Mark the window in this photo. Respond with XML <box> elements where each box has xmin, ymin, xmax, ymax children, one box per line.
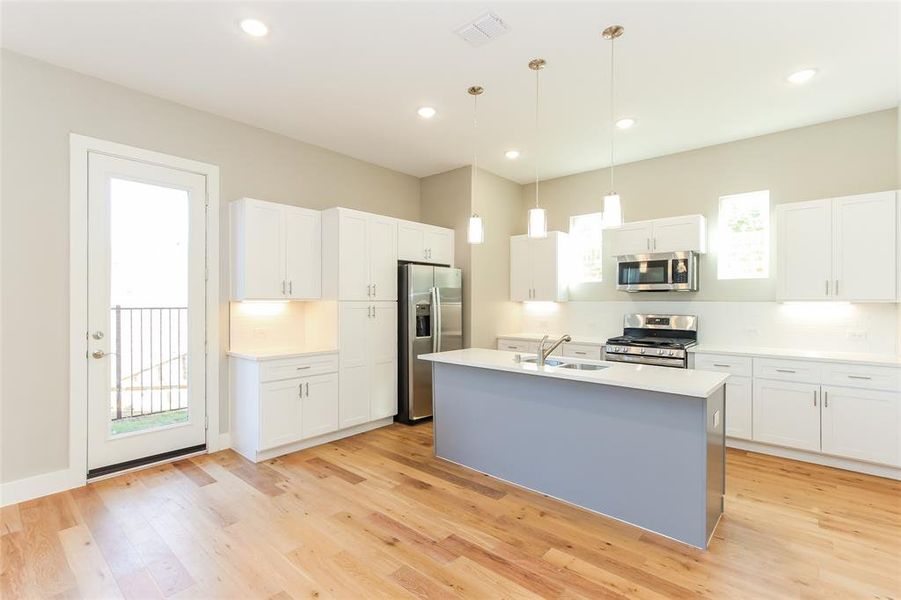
<box><xmin>717</xmin><ymin>190</ymin><xmax>770</xmax><ymax>280</ymax></box>
<box><xmin>569</xmin><ymin>212</ymin><xmax>604</xmax><ymax>283</ymax></box>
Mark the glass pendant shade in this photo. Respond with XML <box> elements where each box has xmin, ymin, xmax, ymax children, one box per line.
<box><xmin>602</xmin><ymin>193</ymin><xmax>623</xmax><ymax>229</ymax></box>
<box><xmin>467</xmin><ymin>214</ymin><xmax>484</xmax><ymax>245</ymax></box>
<box><xmin>528</xmin><ymin>208</ymin><xmax>548</xmax><ymax>238</ymax></box>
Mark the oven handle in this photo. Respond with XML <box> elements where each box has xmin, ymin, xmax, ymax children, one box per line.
<box><xmin>605</xmin><ymin>353</ymin><xmax>687</xmax><ymax>368</ymax></box>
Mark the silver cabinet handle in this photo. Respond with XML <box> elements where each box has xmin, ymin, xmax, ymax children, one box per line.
<box><xmin>653</xmin><ymin>238</ymin><xmax>657</xmax><ymax>250</ymax></box>
<box><xmin>776</xmin><ymin>369</ymin><xmax>796</xmax><ymax>374</ymax></box>
<box><xmin>847</xmin><ymin>375</ymin><xmax>872</xmax><ymax>380</ymax></box>
<box><xmin>288</xmin><ymin>280</ymin><xmax>293</xmax><ymax>295</ymax></box>
<box><xmin>282</xmin><ymin>280</ymin><xmax>286</xmax><ymax>295</ymax></box>
<box><xmin>574</xmin><ymin>351</ymin><xmax>587</xmax><ymax>356</ymax></box>
<box><xmin>298</xmin><ymin>383</ymin><xmax>303</xmax><ymax>398</ymax></box>
<box><xmin>713</xmin><ymin>363</ymin><xmax>731</xmax><ymax>368</ymax></box>
<box><xmin>373</xmin><ymin>283</ymin><xmax>377</xmax><ymax>297</ymax></box>
<box><xmin>825</xmin><ymin>280</ymin><xmax>829</xmax><ymax>296</ymax></box>
<box><xmin>834</xmin><ymin>280</ymin><xmax>839</xmax><ymax>295</ymax></box>
<box><xmin>647</xmin><ymin>238</ymin><xmax>650</xmax><ymax>250</ymax></box>
<box><xmin>296</xmin><ymin>365</ymin><xmax>311</xmax><ymax>370</ymax></box>
<box><xmin>824</xmin><ymin>390</ymin><xmax>828</xmax><ymax>408</ymax></box>
<box><xmin>813</xmin><ymin>390</ymin><xmax>817</xmax><ymax>407</ymax></box>
<box><xmin>367</xmin><ymin>284</ymin><xmax>372</xmax><ymax>297</ymax></box>
<box><xmin>305</xmin><ymin>382</ymin><xmax>309</xmax><ymax>397</ymax></box>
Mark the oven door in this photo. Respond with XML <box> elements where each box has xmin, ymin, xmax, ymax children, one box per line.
<box><xmin>616</xmin><ymin>256</ymin><xmax>673</xmax><ymax>291</ymax></box>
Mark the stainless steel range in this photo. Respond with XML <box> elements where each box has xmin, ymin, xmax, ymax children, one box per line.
<box><xmin>604</xmin><ymin>314</ymin><xmax>698</xmax><ymax>369</ymax></box>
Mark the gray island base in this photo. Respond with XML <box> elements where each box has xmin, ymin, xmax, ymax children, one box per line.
<box><xmin>425</xmin><ymin>353</ymin><xmax>726</xmax><ymax>549</ymax></box>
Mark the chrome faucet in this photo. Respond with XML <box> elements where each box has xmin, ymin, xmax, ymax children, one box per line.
<box><xmin>537</xmin><ymin>334</ymin><xmax>572</xmax><ymax>366</ymax></box>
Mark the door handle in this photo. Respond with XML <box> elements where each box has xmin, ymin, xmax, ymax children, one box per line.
<box><xmin>91</xmin><ymin>350</ymin><xmax>117</xmax><ymax>359</ymax></box>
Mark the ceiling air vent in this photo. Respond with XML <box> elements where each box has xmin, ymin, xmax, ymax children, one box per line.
<box><xmin>455</xmin><ymin>12</ymin><xmax>510</xmax><ymax>47</ymax></box>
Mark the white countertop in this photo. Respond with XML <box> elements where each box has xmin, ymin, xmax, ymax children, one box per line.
<box><xmin>497</xmin><ymin>332</ymin><xmax>608</xmax><ymax>346</ymax></box>
<box><xmin>419</xmin><ymin>348</ymin><xmax>727</xmax><ymax>398</ymax></box>
<box><xmin>227</xmin><ymin>348</ymin><xmax>338</xmax><ymax>361</ymax></box>
<box><xmin>690</xmin><ymin>345</ymin><xmax>901</xmax><ymax>367</ymax></box>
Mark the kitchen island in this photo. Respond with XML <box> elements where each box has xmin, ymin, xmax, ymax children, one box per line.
<box><xmin>420</xmin><ymin>348</ymin><xmax>728</xmax><ymax>549</ymax></box>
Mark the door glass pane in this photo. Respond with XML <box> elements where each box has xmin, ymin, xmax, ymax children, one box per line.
<box><xmin>109</xmin><ymin>178</ymin><xmax>190</xmax><ymax>435</ymax></box>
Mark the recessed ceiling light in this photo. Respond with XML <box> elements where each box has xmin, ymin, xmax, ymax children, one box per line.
<box><xmin>787</xmin><ymin>68</ymin><xmax>818</xmax><ymax>84</ymax></box>
<box><xmin>615</xmin><ymin>117</ymin><xmax>637</xmax><ymax>130</ymax></box>
<box><xmin>504</xmin><ymin>149</ymin><xmax>520</xmax><ymax>159</ymax></box>
<box><xmin>239</xmin><ymin>18</ymin><xmax>269</xmax><ymax>38</ymax></box>
<box><xmin>417</xmin><ymin>106</ymin><xmax>437</xmax><ymax>119</ymax></box>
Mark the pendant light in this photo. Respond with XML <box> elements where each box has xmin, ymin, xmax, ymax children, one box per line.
<box><xmin>527</xmin><ymin>58</ymin><xmax>548</xmax><ymax>239</ymax></box>
<box><xmin>602</xmin><ymin>25</ymin><xmax>624</xmax><ymax>229</ymax></box>
<box><xmin>467</xmin><ymin>85</ymin><xmax>485</xmax><ymax>245</ymax></box>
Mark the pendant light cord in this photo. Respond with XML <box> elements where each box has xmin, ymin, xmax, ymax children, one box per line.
<box><xmin>534</xmin><ymin>65</ymin><xmax>540</xmax><ymax>209</ymax></box>
<box><xmin>609</xmin><ymin>34</ymin><xmax>616</xmax><ymax>193</ymax></box>
<box><xmin>472</xmin><ymin>91</ymin><xmax>478</xmax><ymax>216</ymax></box>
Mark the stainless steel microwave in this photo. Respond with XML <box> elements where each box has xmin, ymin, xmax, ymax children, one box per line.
<box><xmin>616</xmin><ymin>251</ymin><xmax>699</xmax><ymax>292</ymax></box>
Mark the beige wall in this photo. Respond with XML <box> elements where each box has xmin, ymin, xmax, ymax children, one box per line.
<box><xmin>521</xmin><ymin>109</ymin><xmax>898</xmax><ymax>302</ymax></box>
<box><xmin>419</xmin><ymin>166</ymin><xmax>473</xmax><ymax>347</ymax></box>
<box><xmin>469</xmin><ymin>169</ymin><xmax>522</xmax><ymax>348</ymax></box>
<box><xmin>0</xmin><ymin>51</ymin><xmax>420</xmax><ymax>484</ymax></box>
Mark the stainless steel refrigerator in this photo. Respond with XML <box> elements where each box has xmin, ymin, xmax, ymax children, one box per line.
<box><xmin>397</xmin><ymin>264</ymin><xmax>463</xmax><ymax>424</ymax></box>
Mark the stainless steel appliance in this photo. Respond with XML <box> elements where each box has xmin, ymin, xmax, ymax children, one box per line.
<box><xmin>615</xmin><ymin>251</ymin><xmax>699</xmax><ymax>292</ymax></box>
<box><xmin>604</xmin><ymin>314</ymin><xmax>698</xmax><ymax>368</ymax></box>
<box><xmin>397</xmin><ymin>264</ymin><xmax>463</xmax><ymax>423</ymax></box>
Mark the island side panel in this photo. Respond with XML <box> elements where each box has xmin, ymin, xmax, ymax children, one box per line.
<box><xmin>432</xmin><ymin>363</ymin><xmax>711</xmax><ymax>548</ymax></box>
<box><xmin>706</xmin><ymin>385</ymin><xmax>726</xmax><ymax>544</ymax></box>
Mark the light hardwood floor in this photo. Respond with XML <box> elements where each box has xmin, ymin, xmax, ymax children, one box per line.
<box><xmin>2</xmin><ymin>422</ymin><xmax>899</xmax><ymax>599</ymax></box>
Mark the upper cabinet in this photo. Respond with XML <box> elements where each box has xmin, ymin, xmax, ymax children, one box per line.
<box><xmin>397</xmin><ymin>219</ymin><xmax>454</xmax><ymax>265</ymax></box>
<box><xmin>510</xmin><ymin>232</ymin><xmax>570</xmax><ymax>302</ymax></box>
<box><xmin>608</xmin><ymin>215</ymin><xmax>707</xmax><ymax>256</ymax></box>
<box><xmin>231</xmin><ymin>198</ymin><xmax>321</xmax><ymax>301</ymax></box>
<box><xmin>777</xmin><ymin>191</ymin><xmax>897</xmax><ymax>302</ymax></box>
<box><xmin>322</xmin><ymin>208</ymin><xmax>398</xmax><ymax>301</ymax></box>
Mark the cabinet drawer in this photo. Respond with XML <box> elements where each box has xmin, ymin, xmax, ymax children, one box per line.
<box><xmin>260</xmin><ymin>354</ymin><xmax>339</xmax><ymax>383</ymax></box>
<box><xmin>753</xmin><ymin>358</ymin><xmax>822</xmax><ymax>384</ymax></box>
<box><xmin>562</xmin><ymin>343</ymin><xmax>603</xmax><ymax>360</ymax></box>
<box><xmin>821</xmin><ymin>363</ymin><xmax>900</xmax><ymax>392</ymax></box>
<box><xmin>693</xmin><ymin>353</ymin><xmax>752</xmax><ymax>377</ymax></box>
<box><xmin>497</xmin><ymin>339</ymin><xmax>536</xmax><ymax>353</ymax></box>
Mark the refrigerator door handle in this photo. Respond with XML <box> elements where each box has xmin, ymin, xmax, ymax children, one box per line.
<box><xmin>431</xmin><ymin>286</ymin><xmax>441</xmax><ymax>353</ymax></box>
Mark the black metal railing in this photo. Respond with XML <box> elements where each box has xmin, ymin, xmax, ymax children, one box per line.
<box><xmin>110</xmin><ymin>306</ymin><xmax>189</xmax><ymax>421</ymax></box>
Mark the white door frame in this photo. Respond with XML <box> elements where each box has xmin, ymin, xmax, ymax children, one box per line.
<box><xmin>69</xmin><ymin>134</ymin><xmax>221</xmax><ymax>488</ymax></box>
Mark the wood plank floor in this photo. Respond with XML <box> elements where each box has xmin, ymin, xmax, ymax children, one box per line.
<box><xmin>2</xmin><ymin>422</ymin><xmax>899</xmax><ymax>599</ymax></box>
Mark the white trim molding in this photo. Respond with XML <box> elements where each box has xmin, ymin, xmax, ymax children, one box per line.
<box><xmin>0</xmin><ymin>468</ymin><xmax>84</xmax><ymax>508</ymax></box>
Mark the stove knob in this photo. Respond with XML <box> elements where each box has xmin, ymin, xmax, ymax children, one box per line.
<box><xmin>669</xmin><ymin>350</ymin><xmax>676</xmax><ymax>356</ymax></box>
<box><xmin>639</xmin><ymin>348</ymin><xmax>646</xmax><ymax>355</ymax></box>
<box><xmin>657</xmin><ymin>349</ymin><xmax>665</xmax><ymax>356</ymax></box>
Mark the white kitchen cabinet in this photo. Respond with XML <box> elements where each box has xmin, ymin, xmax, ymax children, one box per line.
<box><xmin>752</xmin><ymin>379</ymin><xmax>821</xmax><ymax>452</ymax></box>
<box><xmin>231</xmin><ymin>198</ymin><xmax>322</xmax><ymax>300</ymax></box>
<box><xmin>777</xmin><ymin>192</ymin><xmax>897</xmax><ymax>301</ymax></box>
<box><xmin>821</xmin><ymin>386</ymin><xmax>900</xmax><ymax>466</ymax></box>
<box><xmin>608</xmin><ymin>215</ymin><xmax>706</xmax><ymax>256</ymax></box>
<box><xmin>509</xmin><ymin>232</ymin><xmax>570</xmax><ymax>302</ymax></box>
<box><xmin>831</xmin><ymin>192</ymin><xmax>897</xmax><ymax>302</ymax></box>
<box><xmin>338</xmin><ymin>301</ymin><xmax>397</xmax><ymax>428</ymax></box>
<box><xmin>230</xmin><ymin>353</ymin><xmax>340</xmax><ymax>462</ymax></box>
<box><xmin>398</xmin><ymin>219</ymin><xmax>454</xmax><ymax>265</ymax></box>
<box><xmin>323</xmin><ymin>208</ymin><xmax>397</xmax><ymax>302</ymax></box>
<box><xmin>724</xmin><ymin>376</ymin><xmax>753</xmax><ymax>440</ymax></box>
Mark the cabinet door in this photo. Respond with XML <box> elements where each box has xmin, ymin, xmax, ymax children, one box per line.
<box><xmin>724</xmin><ymin>376</ymin><xmax>753</xmax><ymax>440</ymax></box>
<box><xmin>238</xmin><ymin>200</ymin><xmax>285</xmax><ymax>299</ymax></box>
<box><xmin>822</xmin><ymin>386</ymin><xmax>899</xmax><ymax>466</ymax></box>
<box><xmin>777</xmin><ymin>200</ymin><xmax>831</xmax><ymax>300</ymax></box>
<box><xmin>609</xmin><ymin>221</ymin><xmax>654</xmax><ymax>256</ymax></box>
<box><xmin>530</xmin><ymin>234</ymin><xmax>561</xmax><ymax>301</ymax></box>
<box><xmin>370</xmin><ymin>302</ymin><xmax>398</xmax><ymax>419</ymax></box>
<box><xmin>368</xmin><ymin>215</ymin><xmax>398</xmax><ymax>301</ymax></box>
<box><xmin>832</xmin><ymin>192</ymin><xmax>897</xmax><ymax>301</ymax></box>
<box><xmin>397</xmin><ymin>221</ymin><xmax>425</xmax><ymax>262</ymax></box>
<box><xmin>752</xmin><ymin>379</ymin><xmax>821</xmax><ymax>451</ymax></box>
<box><xmin>652</xmin><ymin>215</ymin><xmax>705</xmax><ymax>253</ymax></box>
<box><xmin>424</xmin><ymin>227</ymin><xmax>454</xmax><ymax>265</ymax></box>
<box><xmin>509</xmin><ymin>236</ymin><xmax>531</xmax><ymax>301</ymax></box>
<box><xmin>259</xmin><ymin>379</ymin><xmax>303</xmax><ymax>450</ymax></box>
<box><xmin>338</xmin><ymin>211</ymin><xmax>371</xmax><ymax>301</ymax></box>
<box><xmin>284</xmin><ymin>207</ymin><xmax>321</xmax><ymax>299</ymax></box>
<box><xmin>339</xmin><ymin>303</ymin><xmax>371</xmax><ymax>428</ymax></box>
<box><xmin>301</xmin><ymin>373</ymin><xmax>339</xmax><ymax>440</ymax></box>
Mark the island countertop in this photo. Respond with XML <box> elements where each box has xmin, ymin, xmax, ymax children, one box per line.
<box><xmin>420</xmin><ymin>348</ymin><xmax>728</xmax><ymax>398</ymax></box>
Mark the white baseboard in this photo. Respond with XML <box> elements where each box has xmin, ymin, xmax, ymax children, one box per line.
<box><xmin>727</xmin><ymin>438</ymin><xmax>901</xmax><ymax>481</ymax></box>
<box><xmin>0</xmin><ymin>467</ymin><xmax>85</xmax><ymax>507</ymax></box>
<box><xmin>209</xmin><ymin>432</ymin><xmax>231</xmax><ymax>453</ymax></box>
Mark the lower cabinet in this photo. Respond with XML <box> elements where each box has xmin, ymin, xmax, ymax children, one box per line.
<box><xmin>724</xmin><ymin>376</ymin><xmax>753</xmax><ymax>440</ymax></box>
<box><xmin>752</xmin><ymin>379</ymin><xmax>821</xmax><ymax>452</ymax></box>
<box><xmin>231</xmin><ymin>353</ymin><xmax>340</xmax><ymax>462</ymax></box>
<box><xmin>338</xmin><ymin>301</ymin><xmax>398</xmax><ymax>428</ymax></box>
<box><xmin>821</xmin><ymin>386</ymin><xmax>900</xmax><ymax>466</ymax></box>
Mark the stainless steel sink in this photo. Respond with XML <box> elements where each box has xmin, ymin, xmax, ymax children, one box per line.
<box><xmin>520</xmin><ymin>357</ymin><xmax>568</xmax><ymax>367</ymax></box>
<box><xmin>560</xmin><ymin>363</ymin><xmax>609</xmax><ymax>371</ymax></box>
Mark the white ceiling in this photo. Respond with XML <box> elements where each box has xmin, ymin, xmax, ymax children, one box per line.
<box><xmin>2</xmin><ymin>2</ymin><xmax>898</xmax><ymax>183</ymax></box>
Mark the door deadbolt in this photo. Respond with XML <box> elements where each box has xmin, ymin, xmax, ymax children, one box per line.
<box><xmin>92</xmin><ymin>331</ymin><xmax>104</xmax><ymax>340</ymax></box>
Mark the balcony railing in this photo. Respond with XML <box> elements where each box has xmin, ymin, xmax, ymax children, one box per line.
<box><xmin>110</xmin><ymin>306</ymin><xmax>188</xmax><ymax>421</ymax></box>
